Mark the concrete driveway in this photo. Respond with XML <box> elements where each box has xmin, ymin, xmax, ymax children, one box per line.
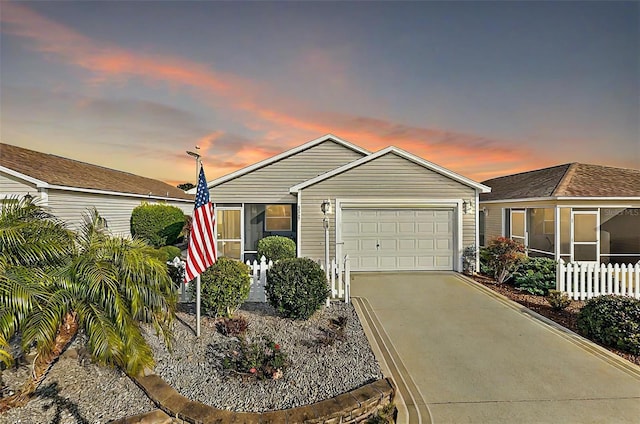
<box><xmin>351</xmin><ymin>272</ymin><xmax>640</xmax><ymax>424</ymax></box>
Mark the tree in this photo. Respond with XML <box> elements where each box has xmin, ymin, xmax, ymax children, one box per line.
<box><xmin>0</xmin><ymin>201</ymin><xmax>176</xmax><ymax>411</ymax></box>
<box><xmin>177</xmin><ymin>182</ymin><xmax>195</xmax><ymax>191</ymax></box>
<box><xmin>484</xmin><ymin>236</ymin><xmax>526</xmax><ymax>284</ymax></box>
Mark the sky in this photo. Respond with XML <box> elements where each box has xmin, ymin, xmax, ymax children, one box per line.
<box><xmin>1</xmin><ymin>1</ymin><xmax>638</xmax><ymax>187</ymax></box>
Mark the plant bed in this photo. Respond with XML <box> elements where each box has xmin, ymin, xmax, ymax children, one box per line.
<box><xmin>471</xmin><ymin>274</ymin><xmax>640</xmax><ymax>366</ymax></box>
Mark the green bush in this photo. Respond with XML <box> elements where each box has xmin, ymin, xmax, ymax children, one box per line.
<box><xmin>158</xmin><ymin>245</ymin><xmax>182</xmax><ymax>261</ymax></box>
<box><xmin>484</xmin><ymin>237</ymin><xmax>526</xmax><ymax>284</ymax></box>
<box><xmin>546</xmin><ymin>290</ymin><xmax>571</xmax><ymax>311</ymax></box>
<box><xmin>257</xmin><ymin>236</ymin><xmax>296</xmax><ymax>262</ymax></box>
<box><xmin>513</xmin><ymin>257</ymin><xmax>556</xmax><ymax>295</ymax></box>
<box><xmin>222</xmin><ymin>336</ymin><xmax>287</xmax><ymax>380</ymax></box>
<box><xmin>189</xmin><ymin>257</ymin><xmax>251</xmax><ymax>318</ymax></box>
<box><xmin>479</xmin><ymin>247</ymin><xmax>494</xmax><ymax>276</ymax></box>
<box><xmin>577</xmin><ymin>295</ymin><xmax>640</xmax><ymax>355</ymax></box>
<box><xmin>131</xmin><ymin>203</ymin><xmax>186</xmax><ymax>248</ymax></box>
<box><xmin>266</xmin><ymin>258</ymin><xmax>330</xmax><ymax>320</ymax></box>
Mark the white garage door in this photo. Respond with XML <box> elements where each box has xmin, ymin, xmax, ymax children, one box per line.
<box><xmin>342</xmin><ymin>208</ymin><xmax>455</xmax><ymax>271</ymax></box>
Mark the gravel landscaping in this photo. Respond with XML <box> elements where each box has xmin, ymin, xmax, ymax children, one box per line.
<box><xmin>1</xmin><ymin>301</ymin><xmax>382</xmax><ymax>422</ymax></box>
<box><xmin>144</xmin><ymin>301</ymin><xmax>382</xmax><ymax>412</ymax></box>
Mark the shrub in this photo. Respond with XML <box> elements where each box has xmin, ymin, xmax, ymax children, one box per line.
<box><xmin>189</xmin><ymin>257</ymin><xmax>251</xmax><ymax>318</ymax></box>
<box><xmin>257</xmin><ymin>236</ymin><xmax>296</xmax><ymax>262</ymax></box>
<box><xmin>513</xmin><ymin>257</ymin><xmax>556</xmax><ymax>295</ymax></box>
<box><xmin>158</xmin><ymin>245</ymin><xmax>182</xmax><ymax>262</ymax></box>
<box><xmin>546</xmin><ymin>290</ymin><xmax>571</xmax><ymax>311</ymax></box>
<box><xmin>266</xmin><ymin>258</ymin><xmax>330</xmax><ymax>320</ymax></box>
<box><xmin>315</xmin><ymin>316</ymin><xmax>349</xmax><ymax>347</ymax></box>
<box><xmin>484</xmin><ymin>237</ymin><xmax>526</xmax><ymax>284</ymax></box>
<box><xmin>462</xmin><ymin>245</ymin><xmax>477</xmax><ymax>275</ymax></box>
<box><xmin>131</xmin><ymin>203</ymin><xmax>186</xmax><ymax>248</ymax></box>
<box><xmin>479</xmin><ymin>247</ymin><xmax>495</xmax><ymax>276</ymax></box>
<box><xmin>216</xmin><ymin>316</ymin><xmax>249</xmax><ymax>337</ymax></box>
<box><xmin>222</xmin><ymin>336</ymin><xmax>287</xmax><ymax>380</ymax></box>
<box><xmin>577</xmin><ymin>295</ymin><xmax>640</xmax><ymax>355</ymax></box>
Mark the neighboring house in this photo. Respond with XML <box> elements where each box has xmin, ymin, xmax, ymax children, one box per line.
<box><xmin>479</xmin><ymin>163</ymin><xmax>640</xmax><ymax>265</ymax></box>
<box><xmin>0</xmin><ymin>143</ymin><xmax>193</xmax><ymax>236</ymax></box>
<box><xmin>196</xmin><ymin>134</ymin><xmax>490</xmax><ymax>272</ymax></box>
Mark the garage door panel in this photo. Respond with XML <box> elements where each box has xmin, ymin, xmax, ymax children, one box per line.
<box><xmin>342</xmin><ymin>208</ymin><xmax>455</xmax><ymax>271</ymax></box>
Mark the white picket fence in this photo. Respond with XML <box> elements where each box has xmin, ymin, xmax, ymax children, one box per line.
<box><xmin>557</xmin><ymin>260</ymin><xmax>640</xmax><ymax>300</ymax></box>
<box><xmin>246</xmin><ymin>255</ymin><xmax>351</xmax><ymax>304</ymax></box>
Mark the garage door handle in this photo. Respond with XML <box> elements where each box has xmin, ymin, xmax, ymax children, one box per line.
<box><xmin>376</xmin><ymin>241</ymin><xmax>380</xmax><ymax>249</ymax></box>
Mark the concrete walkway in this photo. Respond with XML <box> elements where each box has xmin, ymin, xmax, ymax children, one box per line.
<box><xmin>351</xmin><ymin>272</ymin><xmax>640</xmax><ymax>424</ymax></box>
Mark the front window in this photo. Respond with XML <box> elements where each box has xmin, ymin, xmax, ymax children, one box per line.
<box><xmin>265</xmin><ymin>204</ymin><xmax>292</xmax><ymax>231</ymax></box>
<box><xmin>528</xmin><ymin>208</ymin><xmax>554</xmax><ymax>256</ymax></box>
<box><xmin>510</xmin><ymin>210</ymin><xmax>526</xmax><ymax>246</ymax></box>
<box><xmin>600</xmin><ymin>208</ymin><xmax>640</xmax><ymax>264</ymax></box>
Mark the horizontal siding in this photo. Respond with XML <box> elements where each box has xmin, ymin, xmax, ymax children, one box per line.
<box><xmin>211</xmin><ymin>140</ymin><xmax>365</xmax><ymax>203</ymax></box>
<box><xmin>299</xmin><ymin>153</ymin><xmax>477</xmax><ymax>262</ymax></box>
<box><xmin>484</xmin><ymin>206</ymin><xmax>503</xmax><ymax>243</ymax></box>
<box><xmin>0</xmin><ymin>173</ymin><xmax>36</xmax><ymax>196</ymax></box>
<box><xmin>47</xmin><ymin>190</ymin><xmax>192</xmax><ymax>237</ymax></box>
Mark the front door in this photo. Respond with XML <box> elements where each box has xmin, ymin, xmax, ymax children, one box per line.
<box><xmin>571</xmin><ymin>210</ymin><xmax>599</xmax><ymax>263</ymax></box>
<box><xmin>216</xmin><ymin>207</ymin><xmax>242</xmax><ymax>260</ymax></box>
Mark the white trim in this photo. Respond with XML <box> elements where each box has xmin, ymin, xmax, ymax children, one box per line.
<box><xmin>570</xmin><ymin>209</ymin><xmax>600</xmax><ymax>263</ymax></box>
<box><xmin>46</xmin><ymin>184</ymin><xmax>192</xmax><ymax>202</ymax></box>
<box><xmin>296</xmin><ymin>192</ymin><xmax>302</xmax><ymax>257</ymax></box>
<box><xmin>555</xmin><ymin>206</ymin><xmax>561</xmax><ymax>261</ymax></box>
<box><xmin>0</xmin><ymin>166</ymin><xmax>49</xmax><ymax>187</ymax></box>
<box><xmin>290</xmin><ymin>147</ymin><xmax>491</xmax><ymax>194</ymax></box>
<box><xmin>335</xmin><ymin>198</ymin><xmax>462</xmax><ymax>272</ymax></box>
<box><xmin>475</xmin><ymin>191</ymin><xmax>480</xmax><ymax>272</ymax></box>
<box><xmin>193</xmin><ymin>134</ymin><xmax>370</xmax><ymax>192</ymax></box>
<box><xmin>481</xmin><ymin>196</ymin><xmax>640</xmax><ymax>204</ymax></box>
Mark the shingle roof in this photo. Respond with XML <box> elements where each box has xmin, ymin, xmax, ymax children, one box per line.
<box><xmin>0</xmin><ymin>143</ymin><xmax>193</xmax><ymax>201</ymax></box>
<box><xmin>481</xmin><ymin>163</ymin><xmax>640</xmax><ymax>201</ymax></box>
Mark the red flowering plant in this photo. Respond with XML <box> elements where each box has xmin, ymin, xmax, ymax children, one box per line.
<box><xmin>484</xmin><ymin>236</ymin><xmax>526</xmax><ymax>284</ymax></box>
<box><xmin>222</xmin><ymin>336</ymin><xmax>287</xmax><ymax>380</ymax></box>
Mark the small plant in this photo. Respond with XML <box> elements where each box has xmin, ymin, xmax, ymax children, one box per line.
<box><xmin>546</xmin><ymin>290</ymin><xmax>571</xmax><ymax>311</ymax></box>
<box><xmin>513</xmin><ymin>257</ymin><xmax>556</xmax><ymax>295</ymax></box>
<box><xmin>484</xmin><ymin>237</ymin><xmax>526</xmax><ymax>284</ymax></box>
<box><xmin>216</xmin><ymin>316</ymin><xmax>249</xmax><ymax>337</ymax></box>
<box><xmin>257</xmin><ymin>236</ymin><xmax>296</xmax><ymax>262</ymax></box>
<box><xmin>222</xmin><ymin>336</ymin><xmax>287</xmax><ymax>380</ymax></box>
<box><xmin>577</xmin><ymin>295</ymin><xmax>640</xmax><ymax>355</ymax></box>
<box><xmin>367</xmin><ymin>402</ymin><xmax>396</xmax><ymax>423</ymax></box>
<box><xmin>479</xmin><ymin>247</ymin><xmax>494</xmax><ymax>276</ymax></box>
<box><xmin>189</xmin><ymin>257</ymin><xmax>250</xmax><ymax>318</ymax></box>
<box><xmin>315</xmin><ymin>316</ymin><xmax>349</xmax><ymax>347</ymax></box>
<box><xmin>158</xmin><ymin>245</ymin><xmax>182</xmax><ymax>261</ymax></box>
<box><xmin>462</xmin><ymin>245</ymin><xmax>477</xmax><ymax>275</ymax></box>
<box><xmin>266</xmin><ymin>257</ymin><xmax>330</xmax><ymax>320</ymax></box>
<box><xmin>131</xmin><ymin>203</ymin><xmax>186</xmax><ymax>248</ymax></box>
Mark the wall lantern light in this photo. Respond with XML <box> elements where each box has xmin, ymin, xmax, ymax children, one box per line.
<box><xmin>321</xmin><ymin>199</ymin><xmax>332</xmax><ymax>215</ymax></box>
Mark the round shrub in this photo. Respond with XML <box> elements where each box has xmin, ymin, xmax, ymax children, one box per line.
<box><xmin>189</xmin><ymin>257</ymin><xmax>251</xmax><ymax>318</ymax></box>
<box><xmin>257</xmin><ymin>236</ymin><xmax>296</xmax><ymax>262</ymax></box>
<box><xmin>131</xmin><ymin>203</ymin><xmax>186</xmax><ymax>248</ymax></box>
<box><xmin>577</xmin><ymin>295</ymin><xmax>640</xmax><ymax>355</ymax></box>
<box><xmin>266</xmin><ymin>257</ymin><xmax>330</xmax><ymax>320</ymax></box>
<box><xmin>158</xmin><ymin>245</ymin><xmax>182</xmax><ymax>262</ymax></box>
<box><xmin>513</xmin><ymin>257</ymin><xmax>556</xmax><ymax>295</ymax></box>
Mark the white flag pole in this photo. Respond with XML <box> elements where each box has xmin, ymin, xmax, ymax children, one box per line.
<box><xmin>196</xmin><ymin>274</ymin><xmax>201</xmax><ymax>337</ymax></box>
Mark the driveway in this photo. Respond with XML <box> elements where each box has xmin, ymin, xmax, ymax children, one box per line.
<box><xmin>351</xmin><ymin>272</ymin><xmax>640</xmax><ymax>423</ymax></box>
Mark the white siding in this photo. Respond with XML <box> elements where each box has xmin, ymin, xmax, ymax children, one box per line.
<box><xmin>211</xmin><ymin>140</ymin><xmax>365</xmax><ymax>203</ymax></box>
<box><xmin>47</xmin><ymin>190</ymin><xmax>192</xmax><ymax>237</ymax></box>
<box><xmin>299</xmin><ymin>152</ymin><xmax>477</xmax><ymax>261</ymax></box>
<box><xmin>0</xmin><ymin>173</ymin><xmax>36</xmax><ymax>197</ymax></box>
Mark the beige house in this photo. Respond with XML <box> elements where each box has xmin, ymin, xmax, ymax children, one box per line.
<box><xmin>199</xmin><ymin>134</ymin><xmax>490</xmax><ymax>272</ymax></box>
<box><xmin>0</xmin><ymin>143</ymin><xmax>193</xmax><ymax>236</ymax></box>
<box><xmin>480</xmin><ymin>163</ymin><xmax>640</xmax><ymax>265</ymax></box>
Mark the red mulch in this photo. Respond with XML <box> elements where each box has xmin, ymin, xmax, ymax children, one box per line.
<box><xmin>471</xmin><ymin>274</ymin><xmax>640</xmax><ymax>367</ymax></box>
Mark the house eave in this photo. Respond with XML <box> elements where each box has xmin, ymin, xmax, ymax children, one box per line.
<box><xmin>480</xmin><ymin>196</ymin><xmax>640</xmax><ymax>204</ymax></box>
<box><xmin>46</xmin><ymin>184</ymin><xmax>193</xmax><ymax>202</ymax></box>
<box><xmin>0</xmin><ymin>166</ymin><xmax>49</xmax><ymax>188</ymax></box>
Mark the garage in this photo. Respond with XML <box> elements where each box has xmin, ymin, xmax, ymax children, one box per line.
<box><xmin>341</xmin><ymin>207</ymin><xmax>456</xmax><ymax>271</ymax></box>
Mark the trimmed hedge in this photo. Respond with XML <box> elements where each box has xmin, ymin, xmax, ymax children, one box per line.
<box><xmin>513</xmin><ymin>257</ymin><xmax>556</xmax><ymax>295</ymax></box>
<box><xmin>257</xmin><ymin>236</ymin><xmax>296</xmax><ymax>262</ymax></box>
<box><xmin>131</xmin><ymin>203</ymin><xmax>186</xmax><ymax>248</ymax></box>
<box><xmin>189</xmin><ymin>257</ymin><xmax>251</xmax><ymax>318</ymax></box>
<box><xmin>266</xmin><ymin>258</ymin><xmax>330</xmax><ymax>320</ymax></box>
<box><xmin>577</xmin><ymin>295</ymin><xmax>640</xmax><ymax>355</ymax></box>
<box><xmin>158</xmin><ymin>245</ymin><xmax>182</xmax><ymax>262</ymax></box>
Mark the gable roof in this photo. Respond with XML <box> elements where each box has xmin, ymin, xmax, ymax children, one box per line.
<box><xmin>0</xmin><ymin>143</ymin><xmax>192</xmax><ymax>201</ymax></box>
<box><xmin>196</xmin><ymin>134</ymin><xmax>370</xmax><ymax>192</ymax></box>
<box><xmin>290</xmin><ymin>146</ymin><xmax>491</xmax><ymax>193</ymax></box>
<box><xmin>481</xmin><ymin>163</ymin><xmax>640</xmax><ymax>201</ymax></box>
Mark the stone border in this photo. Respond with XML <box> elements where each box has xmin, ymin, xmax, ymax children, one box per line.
<box><xmin>114</xmin><ymin>374</ymin><xmax>394</xmax><ymax>424</ymax></box>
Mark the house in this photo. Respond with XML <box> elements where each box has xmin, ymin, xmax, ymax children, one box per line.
<box><xmin>0</xmin><ymin>143</ymin><xmax>193</xmax><ymax>236</ymax></box>
<box><xmin>197</xmin><ymin>134</ymin><xmax>490</xmax><ymax>272</ymax></box>
<box><xmin>479</xmin><ymin>163</ymin><xmax>640</xmax><ymax>265</ymax></box>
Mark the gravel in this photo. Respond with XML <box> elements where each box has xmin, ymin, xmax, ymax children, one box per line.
<box><xmin>145</xmin><ymin>301</ymin><xmax>382</xmax><ymax>412</ymax></box>
<box><xmin>1</xmin><ymin>301</ymin><xmax>382</xmax><ymax>421</ymax></box>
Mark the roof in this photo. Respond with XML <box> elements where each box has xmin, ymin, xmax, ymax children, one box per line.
<box><xmin>0</xmin><ymin>143</ymin><xmax>193</xmax><ymax>201</ymax></box>
<box><xmin>290</xmin><ymin>146</ymin><xmax>491</xmax><ymax>193</ymax></box>
<box><xmin>193</xmin><ymin>134</ymin><xmax>370</xmax><ymax>192</ymax></box>
<box><xmin>481</xmin><ymin>163</ymin><xmax>640</xmax><ymax>201</ymax></box>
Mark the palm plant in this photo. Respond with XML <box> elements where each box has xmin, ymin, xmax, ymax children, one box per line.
<box><xmin>0</xmin><ymin>201</ymin><xmax>176</xmax><ymax>410</ymax></box>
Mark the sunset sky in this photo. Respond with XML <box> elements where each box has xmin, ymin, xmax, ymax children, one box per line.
<box><xmin>1</xmin><ymin>1</ymin><xmax>638</xmax><ymax>187</ymax></box>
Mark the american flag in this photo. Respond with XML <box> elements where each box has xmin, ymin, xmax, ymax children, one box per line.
<box><xmin>185</xmin><ymin>166</ymin><xmax>217</xmax><ymax>282</ymax></box>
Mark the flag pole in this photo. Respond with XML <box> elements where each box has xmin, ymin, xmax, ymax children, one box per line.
<box><xmin>196</xmin><ymin>274</ymin><xmax>201</xmax><ymax>337</ymax></box>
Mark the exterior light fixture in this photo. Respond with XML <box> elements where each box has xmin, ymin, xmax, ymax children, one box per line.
<box><xmin>24</xmin><ymin>192</ymin><xmax>33</xmax><ymax>202</ymax></box>
<box><xmin>321</xmin><ymin>199</ymin><xmax>332</xmax><ymax>215</ymax></box>
<box><xmin>462</xmin><ymin>200</ymin><xmax>474</xmax><ymax>215</ymax></box>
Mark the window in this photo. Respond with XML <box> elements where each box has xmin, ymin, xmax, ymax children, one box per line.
<box><xmin>510</xmin><ymin>210</ymin><xmax>526</xmax><ymax>246</ymax></box>
<box><xmin>600</xmin><ymin>208</ymin><xmax>640</xmax><ymax>264</ymax></box>
<box><xmin>528</xmin><ymin>208</ymin><xmax>554</xmax><ymax>255</ymax></box>
<box><xmin>265</xmin><ymin>204</ymin><xmax>292</xmax><ymax>231</ymax></box>
<box><xmin>479</xmin><ymin>210</ymin><xmax>486</xmax><ymax>247</ymax></box>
